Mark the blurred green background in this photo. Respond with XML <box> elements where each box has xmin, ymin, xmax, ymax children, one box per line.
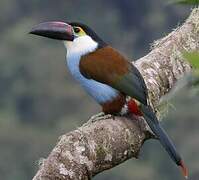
<box><xmin>0</xmin><ymin>1</ymin><xmax>198</xmax><ymax>179</ymax></box>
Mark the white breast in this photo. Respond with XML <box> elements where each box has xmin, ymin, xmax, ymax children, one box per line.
<box><xmin>64</xmin><ymin>36</ymin><xmax>119</xmax><ymax>104</ymax></box>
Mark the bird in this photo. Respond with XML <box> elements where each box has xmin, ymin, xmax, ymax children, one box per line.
<box><xmin>30</xmin><ymin>21</ymin><xmax>188</xmax><ymax>178</ymax></box>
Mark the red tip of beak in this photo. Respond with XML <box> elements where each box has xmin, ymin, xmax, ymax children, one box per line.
<box><xmin>179</xmin><ymin>160</ymin><xmax>188</xmax><ymax>179</ymax></box>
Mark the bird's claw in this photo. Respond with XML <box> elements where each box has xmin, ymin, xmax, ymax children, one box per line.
<box><xmin>83</xmin><ymin>112</ymin><xmax>114</xmax><ymax>126</ymax></box>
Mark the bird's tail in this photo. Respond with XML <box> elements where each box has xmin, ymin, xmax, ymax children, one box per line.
<box><xmin>140</xmin><ymin>104</ymin><xmax>188</xmax><ymax>179</ymax></box>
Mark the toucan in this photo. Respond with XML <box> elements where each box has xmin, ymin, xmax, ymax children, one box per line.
<box><xmin>30</xmin><ymin>21</ymin><xmax>188</xmax><ymax>178</ymax></box>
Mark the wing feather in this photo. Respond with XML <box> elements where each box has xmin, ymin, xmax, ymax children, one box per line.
<box><xmin>80</xmin><ymin>46</ymin><xmax>148</xmax><ymax>105</ymax></box>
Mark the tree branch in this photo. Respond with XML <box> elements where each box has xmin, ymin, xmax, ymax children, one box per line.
<box><xmin>33</xmin><ymin>7</ymin><xmax>199</xmax><ymax>180</ymax></box>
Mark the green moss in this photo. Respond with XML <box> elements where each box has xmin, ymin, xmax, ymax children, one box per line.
<box><xmin>96</xmin><ymin>145</ymin><xmax>107</xmax><ymax>159</ymax></box>
<box><xmin>141</xmin><ymin>62</ymin><xmax>154</xmax><ymax>70</ymax></box>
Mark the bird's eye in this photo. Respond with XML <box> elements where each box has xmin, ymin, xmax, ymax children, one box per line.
<box><xmin>74</xmin><ymin>27</ymin><xmax>81</xmax><ymax>33</ymax></box>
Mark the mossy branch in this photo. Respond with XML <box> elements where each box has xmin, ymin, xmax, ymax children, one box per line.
<box><xmin>33</xmin><ymin>7</ymin><xmax>199</xmax><ymax>180</ymax></box>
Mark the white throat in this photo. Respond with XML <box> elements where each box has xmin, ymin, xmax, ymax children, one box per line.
<box><xmin>64</xmin><ymin>35</ymin><xmax>119</xmax><ymax>104</ymax></box>
<box><xmin>64</xmin><ymin>35</ymin><xmax>98</xmax><ymax>57</ymax></box>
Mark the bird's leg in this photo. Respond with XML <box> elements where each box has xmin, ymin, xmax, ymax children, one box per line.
<box><xmin>83</xmin><ymin>112</ymin><xmax>114</xmax><ymax>126</ymax></box>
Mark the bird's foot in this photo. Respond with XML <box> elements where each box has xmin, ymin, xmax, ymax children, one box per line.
<box><xmin>83</xmin><ymin>112</ymin><xmax>114</xmax><ymax>126</ymax></box>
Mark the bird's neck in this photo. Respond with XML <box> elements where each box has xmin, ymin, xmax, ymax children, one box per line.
<box><xmin>64</xmin><ymin>35</ymin><xmax>98</xmax><ymax>82</ymax></box>
<box><xmin>64</xmin><ymin>35</ymin><xmax>98</xmax><ymax>57</ymax></box>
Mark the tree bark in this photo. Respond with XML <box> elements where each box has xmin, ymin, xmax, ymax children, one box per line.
<box><xmin>33</xmin><ymin>7</ymin><xmax>199</xmax><ymax>180</ymax></box>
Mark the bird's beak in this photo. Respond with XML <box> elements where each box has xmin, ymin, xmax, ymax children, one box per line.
<box><xmin>29</xmin><ymin>21</ymin><xmax>74</xmax><ymax>41</ymax></box>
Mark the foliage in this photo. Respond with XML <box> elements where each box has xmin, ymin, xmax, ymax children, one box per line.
<box><xmin>176</xmin><ymin>0</ymin><xmax>199</xmax><ymax>4</ymax></box>
<box><xmin>183</xmin><ymin>52</ymin><xmax>199</xmax><ymax>93</ymax></box>
<box><xmin>184</xmin><ymin>52</ymin><xmax>199</xmax><ymax>69</ymax></box>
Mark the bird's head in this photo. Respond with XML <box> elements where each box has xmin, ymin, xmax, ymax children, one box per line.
<box><xmin>30</xmin><ymin>21</ymin><xmax>107</xmax><ymax>55</ymax></box>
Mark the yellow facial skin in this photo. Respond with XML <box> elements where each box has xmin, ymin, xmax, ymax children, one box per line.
<box><xmin>73</xmin><ymin>27</ymin><xmax>86</xmax><ymax>37</ymax></box>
